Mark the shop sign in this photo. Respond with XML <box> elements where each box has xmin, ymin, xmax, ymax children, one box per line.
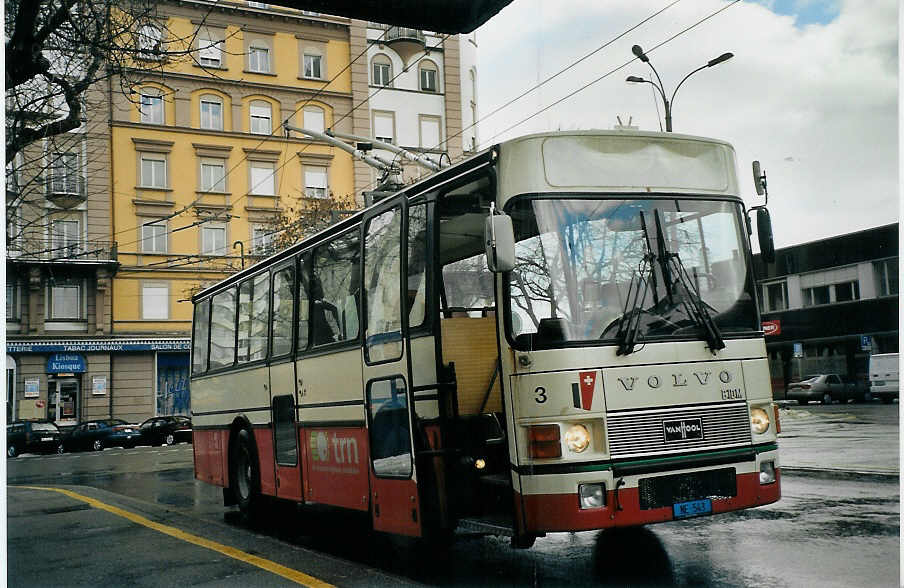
<box><xmin>762</xmin><ymin>320</ymin><xmax>781</xmax><ymax>336</ymax></box>
<box><xmin>9</xmin><ymin>340</ymin><xmax>190</xmax><ymax>353</ymax></box>
<box><xmin>47</xmin><ymin>353</ymin><xmax>86</xmax><ymax>373</ymax></box>
<box><xmin>24</xmin><ymin>378</ymin><xmax>40</xmax><ymax>398</ymax></box>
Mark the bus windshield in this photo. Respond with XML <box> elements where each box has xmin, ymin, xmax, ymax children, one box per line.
<box><xmin>506</xmin><ymin>196</ymin><xmax>758</xmax><ymax>349</ymax></box>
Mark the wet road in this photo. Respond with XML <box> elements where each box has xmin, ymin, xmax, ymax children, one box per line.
<box><xmin>7</xmin><ymin>404</ymin><xmax>900</xmax><ymax>587</ymax></box>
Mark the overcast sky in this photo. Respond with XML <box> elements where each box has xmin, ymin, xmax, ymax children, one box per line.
<box><xmin>474</xmin><ymin>0</ymin><xmax>898</xmax><ymax>248</ymax></box>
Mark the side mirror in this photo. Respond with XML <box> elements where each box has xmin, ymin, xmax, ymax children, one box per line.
<box><xmin>485</xmin><ymin>213</ymin><xmax>515</xmax><ymax>272</ymax></box>
<box><xmin>757</xmin><ymin>207</ymin><xmax>775</xmax><ymax>263</ymax></box>
<box><xmin>752</xmin><ymin>160</ymin><xmax>766</xmax><ymax>197</ymax></box>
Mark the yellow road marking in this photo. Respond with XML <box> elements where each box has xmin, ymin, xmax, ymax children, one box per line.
<box><xmin>16</xmin><ymin>486</ymin><xmax>334</xmax><ymax>588</ymax></box>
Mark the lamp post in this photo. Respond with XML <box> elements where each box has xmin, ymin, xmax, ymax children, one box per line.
<box><xmin>626</xmin><ymin>44</ymin><xmax>733</xmax><ymax>132</ymax></box>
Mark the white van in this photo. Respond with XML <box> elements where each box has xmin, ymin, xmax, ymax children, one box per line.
<box><xmin>869</xmin><ymin>353</ymin><xmax>899</xmax><ymax>403</ymax></box>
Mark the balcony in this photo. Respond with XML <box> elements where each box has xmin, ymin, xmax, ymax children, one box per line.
<box><xmin>7</xmin><ymin>237</ymin><xmax>118</xmax><ymax>266</ymax></box>
<box><xmin>382</xmin><ymin>27</ymin><xmax>427</xmax><ymax>64</ymax></box>
<box><xmin>44</xmin><ymin>176</ymin><xmax>87</xmax><ymax>209</ymax></box>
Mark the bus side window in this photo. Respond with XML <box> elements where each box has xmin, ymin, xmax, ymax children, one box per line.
<box><xmin>238</xmin><ymin>273</ymin><xmax>270</xmax><ymax>363</ymax></box>
<box><xmin>271</xmin><ymin>266</ymin><xmax>295</xmax><ymax>357</ymax></box>
<box><xmin>407</xmin><ymin>203</ymin><xmax>427</xmax><ymax>328</ymax></box>
<box><xmin>192</xmin><ymin>298</ymin><xmax>210</xmax><ymax>375</ymax></box>
<box><xmin>297</xmin><ymin>253</ymin><xmax>310</xmax><ymax>352</ymax></box>
<box><xmin>209</xmin><ymin>288</ymin><xmax>237</xmax><ymax>370</ymax></box>
<box><xmin>312</xmin><ymin>229</ymin><xmax>360</xmax><ymax>346</ymax></box>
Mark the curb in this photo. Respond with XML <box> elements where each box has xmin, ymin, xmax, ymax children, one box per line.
<box><xmin>781</xmin><ymin>466</ymin><xmax>899</xmax><ymax>481</ymax></box>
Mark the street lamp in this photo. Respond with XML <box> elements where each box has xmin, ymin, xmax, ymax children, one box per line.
<box><xmin>626</xmin><ymin>44</ymin><xmax>733</xmax><ymax>132</ymax></box>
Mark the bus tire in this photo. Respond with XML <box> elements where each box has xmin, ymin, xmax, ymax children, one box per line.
<box><xmin>511</xmin><ymin>533</ymin><xmax>536</xmax><ymax>549</ymax></box>
<box><xmin>232</xmin><ymin>428</ymin><xmax>261</xmax><ymax>521</ymax></box>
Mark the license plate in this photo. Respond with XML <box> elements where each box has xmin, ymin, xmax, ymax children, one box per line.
<box><xmin>673</xmin><ymin>498</ymin><xmax>712</xmax><ymax>519</ymax></box>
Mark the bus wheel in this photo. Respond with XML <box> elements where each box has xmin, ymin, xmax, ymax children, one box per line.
<box><xmin>232</xmin><ymin>428</ymin><xmax>261</xmax><ymax>520</ymax></box>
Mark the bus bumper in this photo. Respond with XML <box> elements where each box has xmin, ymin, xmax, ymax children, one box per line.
<box><xmin>517</xmin><ymin>464</ymin><xmax>781</xmax><ymax>533</ymax></box>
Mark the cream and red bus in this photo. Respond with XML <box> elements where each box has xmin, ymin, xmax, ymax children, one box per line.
<box><xmin>190</xmin><ymin>130</ymin><xmax>780</xmax><ymax>547</ymax></box>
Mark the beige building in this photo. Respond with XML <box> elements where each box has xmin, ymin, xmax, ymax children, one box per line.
<box><xmin>6</xmin><ymin>1</ymin><xmax>478</xmax><ymax>427</ymax></box>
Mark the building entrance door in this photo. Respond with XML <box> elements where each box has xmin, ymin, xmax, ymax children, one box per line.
<box><xmin>49</xmin><ymin>378</ymin><xmax>79</xmax><ymax>425</ymax></box>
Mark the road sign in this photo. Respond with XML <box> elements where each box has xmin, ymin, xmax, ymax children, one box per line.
<box><xmin>793</xmin><ymin>343</ymin><xmax>803</xmax><ymax>358</ymax></box>
<box><xmin>861</xmin><ymin>335</ymin><xmax>872</xmax><ymax>351</ymax></box>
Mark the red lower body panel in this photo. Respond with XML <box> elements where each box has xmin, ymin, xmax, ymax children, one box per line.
<box><xmin>303</xmin><ymin>427</ymin><xmax>370</xmax><ymax>511</ymax></box>
<box><xmin>193</xmin><ymin>429</ymin><xmax>230</xmax><ymax>487</ymax></box>
<box><xmin>518</xmin><ymin>470</ymin><xmax>781</xmax><ymax>533</ymax></box>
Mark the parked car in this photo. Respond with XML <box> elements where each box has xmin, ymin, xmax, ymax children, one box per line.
<box><xmin>787</xmin><ymin>374</ymin><xmax>859</xmax><ymax>405</ymax></box>
<box><xmin>62</xmin><ymin>419</ymin><xmax>142</xmax><ymax>452</ymax></box>
<box><xmin>7</xmin><ymin>421</ymin><xmax>64</xmax><ymax>458</ymax></box>
<box><xmin>138</xmin><ymin>416</ymin><xmax>192</xmax><ymax>446</ymax></box>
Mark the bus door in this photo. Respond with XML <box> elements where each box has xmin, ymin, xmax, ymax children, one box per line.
<box><xmin>270</xmin><ymin>261</ymin><xmax>302</xmax><ymax>501</ymax></box>
<box><xmin>362</xmin><ymin>197</ymin><xmax>421</xmax><ymax>537</ymax></box>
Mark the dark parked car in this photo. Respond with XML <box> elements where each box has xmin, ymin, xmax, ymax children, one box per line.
<box><xmin>138</xmin><ymin>416</ymin><xmax>192</xmax><ymax>446</ymax></box>
<box><xmin>62</xmin><ymin>419</ymin><xmax>142</xmax><ymax>452</ymax></box>
<box><xmin>7</xmin><ymin>421</ymin><xmax>64</xmax><ymax>457</ymax></box>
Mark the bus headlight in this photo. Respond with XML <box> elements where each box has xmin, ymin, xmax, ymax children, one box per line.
<box><xmin>579</xmin><ymin>483</ymin><xmax>605</xmax><ymax>509</ymax></box>
<box><xmin>564</xmin><ymin>424</ymin><xmax>591</xmax><ymax>453</ymax></box>
<box><xmin>750</xmin><ymin>407</ymin><xmax>770</xmax><ymax>434</ymax></box>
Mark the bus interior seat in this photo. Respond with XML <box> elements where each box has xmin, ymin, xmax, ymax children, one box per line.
<box><xmin>441</xmin><ymin>314</ymin><xmax>502</xmax><ymax>415</ymax></box>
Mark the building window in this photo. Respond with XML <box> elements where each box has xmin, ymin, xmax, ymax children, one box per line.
<box><xmin>200</xmin><ymin>95</ymin><xmax>223</xmax><ymax>130</ymax></box>
<box><xmin>49</xmin><ymin>280</ymin><xmax>82</xmax><ymax>320</ymax></box>
<box><xmin>834</xmin><ymin>280</ymin><xmax>860</xmax><ymax>303</ymax></box>
<box><xmin>50</xmin><ymin>152</ymin><xmax>79</xmax><ymax>194</ymax></box>
<box><xmin>249</xmin><ymin>100</ymin><xmax>271</xmax><ymax>134</ymax></box>
<box><xmin>303</xmin><ymin>106</ymin><xmax>325</xmax><ymax>133</ymax></box>
<box><xmin>373</xmin><ymin>111</ymin><xmax>394</xmax><ymax>144</ymax></box>
<box><xmin>140</xmin><ymin>94</ymin><xmax>164</xmax><ymax>124</ymax></box>
<box><xmin>419</xmin><ymin>61</ymin><xmax>438</xmax><ymax>92</ymax></box>
<box><xmin>372</xmin><ymin>55</ymin><xmax>392</xmax><ymax>86</ymax></box>
<box><xmin>303</xmin><ymin>53</ymin><xmax>323</xmax><ymax>79</ymax></box>
<box><xmin>141</xmin><ymin>222</ymin><xmax>167</xmax><ymax>253</ymax></box>
<box><xmin>248</xmin><ymin>46</ymin><xmax>270</xmax><ymax>73</ymax></box>
<box><xmin>137</xmin><ymin>24</ymin><xmax>162</xmax><ymax>56</ymax></box>
<box><xmin>140</xmin><ymin>154</ymin><xmax>166</xmax><ymax>188</ymax></box>
<box><xmin>51</xmin><ymin>219</ymin><xmax>80</xmax><ymax>254</ymax></box>
<box><xmin>7</xmin><ymin>282</ymin><xmax>19</xmax><ymax>321</ymax></box>
<box><xmin>249</xmin><ymin>161</ymin><xmax>276</xmax><ymax>195</ymax></box>
<box><xmin>874</xmin><ymin>258</ymin><xmax>898</xmax><ymax>296</ymax></box>
<box><xmin>304</xmin><ymin>166</ymin><xmax>328</xmax><ymax>198</ymax></box>
<box><xmin>251</xmin><ymin>226</ymin><xmax>273</xmax><ymax>254</ymax></box>
<box><xmin>419</xmin><ymin>115</ymin><xmax>441</xmax><ymax>149</ymax></box>
<box><xmin>142</xmin><ymin>282</ymin><xmax>169</xmax><ymax>320</ymax></box>
<box><xmin>201</xmin><ymin>225</ymin><xmax>227</xmax><ymax>255</ymax></box>
<box><xmin>760</xmin><ymin>281</ymin><xmax>788</xmax><ymax>312</ymax></box>
<box><xmin>200</xmin><ymin>158</ymin><xmax>227</xmax><ymax>192</ymax></box>
<box><xmin>802</xmin><ymin>285</ymin><xmax>830</xmax><ymax>307</ymax></box>
<box><xmin>198</xmin><ymin>36</ymin><xmax>222</xmax><ymax>67</ymax></box>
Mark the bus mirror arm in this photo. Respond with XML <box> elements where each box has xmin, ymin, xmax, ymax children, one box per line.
<box><xmin>485</xmin><ymin>204</ymin><xmax>515</xmax><ymax>273</ymax></box>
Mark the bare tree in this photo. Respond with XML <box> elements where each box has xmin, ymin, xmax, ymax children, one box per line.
<box><xmin>254</xmin><ymin>192</ymin><xmax>359</xmax><ymax>258</ymax></box>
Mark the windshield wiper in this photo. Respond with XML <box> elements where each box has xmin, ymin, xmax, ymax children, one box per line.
<box><xmin>614</xmin><ymin>211</ymin><xmax>655</xmax><ymax>355</ymax></box>
<box><xmin>653</xmin><ymin>210</ymin><xmax>725</xmax><ymax>353</ymax></box>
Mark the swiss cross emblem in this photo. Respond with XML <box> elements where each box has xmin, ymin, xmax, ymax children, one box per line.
<box><xmin>571</xmin><ymin>371</ymin><xmax>596</xmax><ymax>410</ymax></box>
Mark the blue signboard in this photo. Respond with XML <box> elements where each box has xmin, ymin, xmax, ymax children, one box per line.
<box><xmin>861</xmin><ymin>335</ymin><xmax>872</xmax><ymax>351</ymax></box>
<box><xmin>8</xmin><ymin>340</ymin><xmax>190</xmax><ymax>353</ymax></box>
<box><xmin>47</xmin><ymin>353</ymin><xmax>87</xmax><ymax>373</ymax></box>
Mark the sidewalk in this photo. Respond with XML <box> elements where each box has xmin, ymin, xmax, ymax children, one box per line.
<box><xmin>776</xmin><ymin>403</ymin><xmax>899</xmax><ymax>478</ymax></box>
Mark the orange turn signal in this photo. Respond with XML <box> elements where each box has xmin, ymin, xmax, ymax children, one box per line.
<box><xmin>528</xmin><ymin>425</ymin><xmax>562</xmax><ymax>458</ymax></box>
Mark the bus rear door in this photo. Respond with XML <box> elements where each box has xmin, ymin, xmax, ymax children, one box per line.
<box><xmin>362</xmin><ymin>197</ymin><xmax>422</xmax><ymax>537</ymax></box>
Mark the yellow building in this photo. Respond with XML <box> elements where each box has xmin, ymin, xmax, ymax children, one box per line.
<box><xmin>110</xmin><ymin>3</ymin><xmax>355</xmax><ymax>417</ymax></box>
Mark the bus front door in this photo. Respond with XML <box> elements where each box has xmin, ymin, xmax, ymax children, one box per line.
<box><xmin>362</xmin><ymin>198</ymin><xmax>421</xmax><ymax>537</ymax></box>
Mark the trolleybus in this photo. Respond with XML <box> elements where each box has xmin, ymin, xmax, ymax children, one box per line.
<box><xmin>190</xmin><ymin>130</ymin><xmax>781</xmax><ymax>547</ymax></box>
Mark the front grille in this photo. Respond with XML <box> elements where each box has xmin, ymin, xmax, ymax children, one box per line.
<box><xmin>638</xmin><ymin>467</ymin><xmax>737</xmax><ymax>509</ymax></box>
<box><xmin>607</xmin><ymin>402</ymin><xmax>751</xmax><ymax>458</ymax></box>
